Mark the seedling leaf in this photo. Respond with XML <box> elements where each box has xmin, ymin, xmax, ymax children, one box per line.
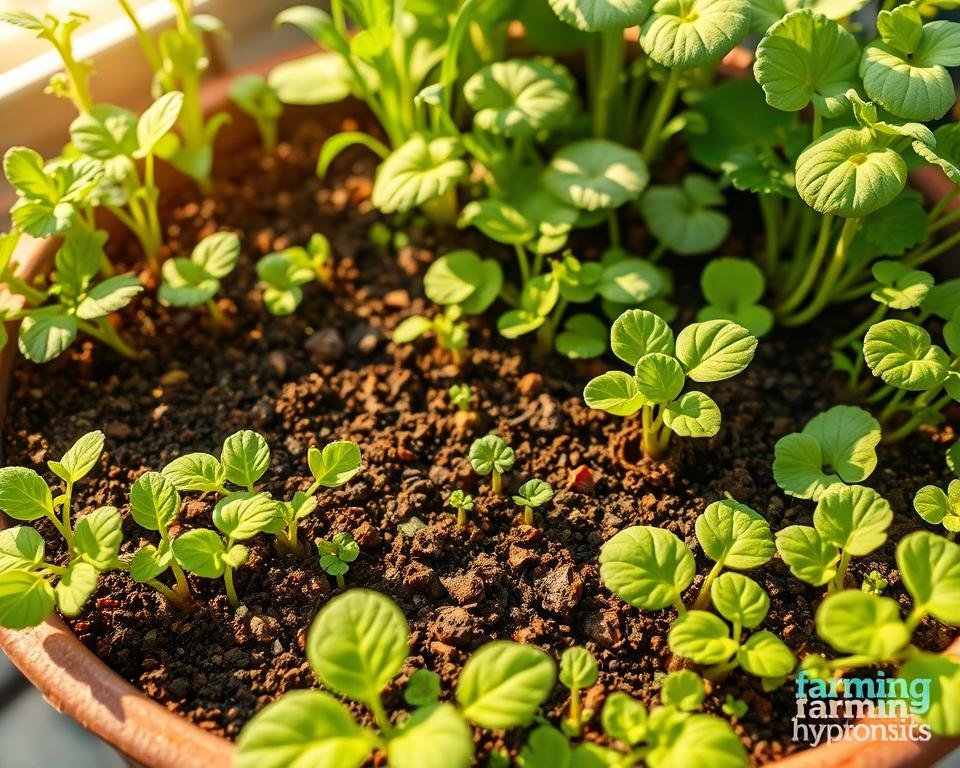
<box><xmin>308</xmin><ymin>440</ymin><xmax>362</xmax><ymax>487</ymax></box>
<box><xmin>599</xmin><ymin>525</ymin><xmax>695</xmax><ymax>610</ymax></box>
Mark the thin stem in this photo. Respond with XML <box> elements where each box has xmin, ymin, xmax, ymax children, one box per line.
<box><xmin>759</xmin><ymin>194</ymin><xmax>780</xmax><ymax>276</ymax></box>
<box><xmin>60</xmin><ymin>480</ymin><xmax>74</xmax><ymax>540</ymax></box>
<box><xmin>641</xmin><ymin>69</ymin><xmax>681</xmax><ymax>162</ymax></box>
<box><xmin>78</xmin><ymin>318</ymin><xmax>141</xmax><ymax>359</ymax></box>
<box><xmin>335</xmin><ymin>573</ymin><xmax>345</xmax><ymax>590</ymax></box>
<box><xmin>491</xmin><ymin>470</ymin><xmax>503</xmax><ymax>495</ymax></box>
<box><xmin>206</xmin><ymin>298</ymin><xmax>226</xmax><ymax>327</ymax></box>
<box><xmin>778</xmin><ymin>214</ymin><xmax>835</xmax><ymax>314</ymax></box>
<box><xmin>147</xmin><ymin>579</ymin><xmax>187</xmax><ymax>607</ymax></box>
<box><xmin>224</xmin><ymin>565</ymin><xmax>239</xmax><ymax>608</ymax></box>
<box><xmin>830</xmin><ymin>550</ymin><xmax>851</xmax><ymax>593</ymax></box>
<box><xmin>368</xmin><ymin>695</ymin><xmax>395</xmax><ymax>739</ymax></box>
<box><xmin>569</xmin><ymin>687</ymin><xmax>583</xmax><ymax>731</ymax></box>
<box><xmin>592</xmin><ymin>28</ymin><xmax>624</xmax><ymax>139</ymax></box>
<box><xmin>523</xmin><ymin>507</ymin><xmax>534</xmax><ymax>526</ymax></box>
<box><xmin>514</xmin><ymin>244</ymin><xmax>530</xmax><ymax>285</ymax></box>
<box><xmin>906</xmin><ymin>227</ymin><xmax>960</xmax><ymax>267</ymax></box>
<box><xmin>3</xmin><ymin>274</ymin><xmax>47</xmax><ymax>305</ymax></box>
<box><xmin>608</xmin><ymin>210</ymin><xmax>621</xmax><ymax>249</ymax></box>
<box><xmin>691</xmin><ymin>560</ymin><xmax>724</xmax><ymax>610</ymax></box>
<box><xmin>833</xmin><ymin>304</ymin><xmax>886</xmax><ymax>350</ymax></box>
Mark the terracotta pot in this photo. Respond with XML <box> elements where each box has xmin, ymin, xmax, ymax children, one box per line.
<box><xmin>0</xmin><ymin>39</ymin><xmax>958</xmax><ymax>768</ymax></box>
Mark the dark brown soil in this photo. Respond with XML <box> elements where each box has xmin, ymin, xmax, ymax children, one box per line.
<box><xmin>2</xmin><ymin>106</ymin><xmax>957</xmax><ymax>766</ymax></box>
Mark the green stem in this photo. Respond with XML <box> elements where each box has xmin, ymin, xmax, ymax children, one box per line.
<box><xmin>514</xmin><ymin>244</ymin><xmax>530</xmax><ymax>285</ymax></box>
<box><xmin>368</xmin><ymin>695</ymin><xmax>395</xmax><ymax>739</ymax></box>
<box><xmin>523</xmin><ymin>506</ymin><xmax>534</xmax><ymax>526</ymax></box>
<box><xmin>830</xmin><ymin>550</ymin><xmax>851</xmax><ymax>593</ymax></box>
<box><xmin>592</xmin><ymin>28</ymin><xmax>624</xmax><ymax>139</ymax></box>
<box><xmin>778</xmin><ymin>214</ymin><xmax>835</xmax><ymax>314</ymax></box>
<box><xmin>878</xmin><ymin>388</ymin><xmax>908</xmax><ymax>423</ymax></box>
<box><xmin>608</xmin><ymin>210</ymin><xmax>621</xmax><ymax>249</ymax></box>
<box><xmin>691</xmin><ymin>561</ymin><xmax>724</xmax><ymax>610</ymax></box>
<box><xmin>833</xmin><ymin>304</ymin><xmax>886</xmax><ymax>350</ymax></box>
<box><xmin>759</xmin><ymin>194</ymin><xmax>780</xmax><ymax>276</ymax></box>
<box><xmin>492</xmin><ymin>470</ymin><xmax>503</xmax><ymax>495</ymax></box>
<box><xmin>883</xmin><ymin>395</ymin><xmax>950</xmax><ymax>442</ymax></box>
<box><xmin>906</xmin><ymin>227</ymin><xmax>960</xmax><ymax>268</ymax></box>
<box><xmin>206</xmin><ymin>298</ymin><xmax>226</xmax><ymax>327</ymax></box>
<box><xmin>4</xmin><ymin>275</ymin><xmax>47</xmax><ymax>305</ymax></box>
<box><xmin>78</xmin><ymin>318</ymin><xmax>141</xmax><ymax>359</ymax></box>
<box><xmin>457</xmin><ymin>508</ymin><xmax>467</xmax><ymax>527</ymax></box>
<box><xmin>147</xmin><ymin>579</ymin><xmax>187</xmax><ymax>607</ymax></box>
<box><xmin>224</xmin><ymin>565</ymin><xmax>239</xmax><ymax>608</ymax></box>
<box><xmin>335</xmin><ymin>573</ymin><xmax>345</xmax><ymax>590</ymax></box>
<box><xmin>641</xmin><ymin>69</ymin><xmax>681</xmax><ymax>162</ymax></box>
<box><xmin>569</xmin><ymin>687</ymin><xmax>583</xmax><ymax>731</ymax></box>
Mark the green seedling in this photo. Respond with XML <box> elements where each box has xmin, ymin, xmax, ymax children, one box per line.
<box><xmin>914</xmin><ymin>480</ymin><xmax>960</xmax><ymax>538</ymax></box>
<box><xmin>772</xmin><ymin>405</ymin><xmax>881</xmax><ymax>500</ymax></box>
<box><xmin>801</xmin><ymin>531</ymin><xmax>960</xmax><ymax>737</ymax></box>
<box><xmin>0</xmin><ymin>431</ymin><xmax>124</xmax><ymax>628</ymax></box>
<box><xmin>600</xmin><ymin>499</ymin><xmax>775</xmax><ymax>615</ymax></box>
<box><xmin>229</xmin><ymin>73</ymin><xmax>283</xmax><ymax>153</ymax></box>
<box><xmin>316</xmin><ymin>531</ymin><xmax>359</xmax><ymax>589</ymax></box>
<box><xmin>159</xmin><ymin>231</ymin><xmax>241</xmax><ymax>326</ymax></box>
<box><xmin>447</xmin><ymin>490</ymin><xmax>474</xmax><ymax>529</ymax></box>
<box><xmin>559</xmin><ymin>646</ymin><xmax>598</xmax><ymax>737</ymax></box>
<box><xmin>513</xmin><ymin>479</ymin><xmax>554</xmax><ymax>527</ymax></box>
<box><xmin>722</xmin><ymin>694</ymin><xmax>748</xmax><ymax>720</ymax></box>
<box><xmin>448</xmin><ymin>384</ymin><xmax>473</xmax><ymax>413</ymax></box>
<box><xmin>257</xmin><ymin>233</ymin><xmax>333</xmax><ymax>316</ymax></box>
<box><xmin>660</xmin><ymin>669</ymin><xmax>707</xmax><ymax>713</ymax></box>
<box><xmin>0</xmin><ymin>228</ymin><xmax>143</xmax><ymax>363</ymax></box>
<box><xmin>235</xmin><ymin>589</ymin><xmax>556</xmax><ymax>768</ymax></box>
<box><xmin>128</xmin><ymin>471</ymin><xmax>191</xmax><ymax>607</ymax></box>
<box><xmin>668</xmin><ymin>572</ymin><xmax>796</xmax><ymax>688</ymax></box>
<box><xmin>171</xmin><ymin>491</ymin><xmax>281</xmax><ymax>607</ymax></box>
<box><xmin>393</xmin><ymin>250</ymin><xmax>503</xmax><ymax>366</ymax></box>
<box><xmin>639</xmin><ymin>175</ymin><xmax>730</xmax><ymax>258</ymax></box>
<box><xmin>861</xmin><ymin>570</ymin><xmax>888</xmax><ymax>595</ymax></box>
<box><xmin>776</xmin><ymin>484</ymin><xmax>892</xmax><ymax>593</ymax></box>
<box><xmin>584</xmin><ymin>309</ymin><xmax>757</xmax><ymax>459</ymax></box>
<box><xmin>468</xmin><ymin>435</ymin><xmax>515</xmax><ymax>495</ymax></box>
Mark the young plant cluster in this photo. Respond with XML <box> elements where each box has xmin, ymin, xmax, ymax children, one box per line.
<box><xmin>235</xmin><ymin>589</ymin><xmax>746</xmax><ymax>768</ymax></box>
<box><xmin>0</xmin><ymin>429</ymin><xmax>363</xmax><ymax>620</ymax></box>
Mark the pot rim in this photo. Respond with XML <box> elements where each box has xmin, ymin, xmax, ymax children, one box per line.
<box><xmin>0</xmin><ymin>38</ymin><xmax>958</xmax><ymax>768</ymax></box>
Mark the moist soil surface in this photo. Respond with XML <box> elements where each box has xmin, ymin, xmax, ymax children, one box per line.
<box><xmin>2</xmin><ymin>107</ymin><xmax>958</xmax><ymax>766</ymax></box>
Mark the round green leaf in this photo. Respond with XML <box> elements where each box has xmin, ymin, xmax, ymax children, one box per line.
<box><xmin>221</xmin><ymin>430</ymin><xmax>271</xmax><ymax>489</ymax></box>
<box><xmin>583</xmin><ymin>371</ymin><xmax>646</xmax><ymax>416</ymax></box>
<box><xmin>914</xmin><ymin>484</ymin><xmax>954</xmax><ymax>525</ymax></box>
<box><xmin>423</xmin><ymin>249</ymin><xmax>502</xmax><ymax>315</ymax></box>
<box><xmin>711</xmin><ymin>572</ymin><xmax>770</xmax><ymax>629</ymax></box>
<box><xmin>660</xmin><ymin>669</ymin><xmax>705</xmax><ymax>712</ymax></box>
<box><xmin>0</xmin><ymin>467</ymin><xmax>53</xmax><ymax>521</ymax></box>
<box><xmin>129</xmin><ymin>543</ymin><xmax>172</xmax><ymax>583</ymax></box>
<box><xmin>556</xmin><ymin>313</ymin><xmax>607</xmax><ymax>359</ymax></box>
<box><xmin>640</xmin><ymin>0</ymin><xmax>751</xmax><ymax>69</ymax></box>
<box><xmin>543</xmin><ymin>139</ymin><xmax>649</xmax><ymax>211</ymax></box>
<box><xmin>599</xmin><ymin>525</ymin><xmax>695</xmax><ymax>610</ymax></box>
<box><xmin>386</xmin><ymin>703</ymin><xmax>473</xmax><ymax>768</ymax></box>
<box><xmin>458</xmin><ymin>199</ymin><xmax>535</xmax><ymax>247</ymax></box>
<box><xmin>815</xmin><ymin>590</ymin><xmax>910</xmax><ymax>657</ymax></box>
<box><xmin>159</xmin><ymin>257</ymin><xmax>219</xmax><ymax>306</ymax></box>
<box><xmin>560</xmin><ymin>646</ymin><xmax>598</xmax><ymax>690</ymax></box>
<box><xmin>775</xmin><ymin>525</ymin><xmax>838</xmax><ymax>586</ymax></box>
<box><xmin>640</xmin><ymin>177</ymin><xmax>730</xmax><ymax>255</ymax></box>
<box><xmin>645</xmin><ymin>713</ymin><xmax>747</xmax><ymax>768</ymax></box>
<box><xmin>610</xmin><ymin>308</ymin><xmax>674</xmax><ymax>366</ymax></box>
<box><xmin>0</xmin><ymin>569</ymin><xmax>54</xmax><ymax>629</ymax></box>
<box><xmin>696</xmin><ymin>499</ymin><xmax>775</xmax><ymax>570</ymax></box>
<box><xmin>663</xmin><ymin>391</ymin><xmax>721</xmax><ymax>437</ymax></box>
<box><xmin>464</xmin><ymin>58</ymin><xmax>575</xmax><ymax>137</ymax></box>
<box><xmin>307</xmin><ymin>589</ymin><xmax>409</xmax><ymax>705</ymax></box>
<box><xmin>668</xmin><ymin>610</ymin><xmax>737</xmax><ymax>664</ymax></box>
<box><xmin>548</xmin><ymin>0</ymin><xmax>651</xmax><ymax>31</ymax></box>
<box><xmin>372</xmin><ymin>135</ymin><xmax>467</xmax><ymax>214</ymax></box>
<box><xmin>268</xmin><ymin>52</ymin><xmax>354</xmax><ymax>105</ymax></box>
<box><xmin>602</xmin><ymin>692</ymin><xmax>648</xmax><ymax>745</ymax></box>
<box><xmin>456</xmin><ymin>641</ymin><xmax>556</xmax><ymax>728</ymax></box>
<box><xmin>597</xmin><ymin>258</ymin><xmax>663</xmax><ymax>304</ymax></box>
<box><xmin>863</xmin><ymin>319</ymin><xmax>950</xmax><ymax>390</ymax></box>
<box><xmin>898</xmin><ymin>654</ymin><xmax>960</xmax><ymax>737</ymax></box>
<box><xmin>54</xmin><ymin>561</ymin><xmax>99</xmax><ymax>617</ymax></box>
<box><xmin>896</xmin><ymin>530</ymin><xmax>960</xmax><ymax>625</ymax></box>
<box><xmin>795</xmin><ymin>127</ymin><xmax>907</xmax><ymax>217</ymax></box>
<box><xmin>192</xmin><ymin>231</ymin><xmax>240</xmax><ymax>279</ymax></box>
<box><xmin>813</xmin><ymin>484</ymin><xmax>891</xmax><ymax>556</ymax></box>
<box><xmin>73</xmin><ymin>506</ymin><xmax>123</xmax><ymax>569</ymax></box>
<box><xmin>737</xmin><ymin>631</ymin><xmax>796</xmax><ymax>678</ymax></box>
<box><xmin>634</xmin><ymin>353</ymin><xmax>685</xmax><ymax>404</ymax></box>
<box><xmin>235</xmin><ymin>690</ymin><xmax>377</xmax><ymax>768</ymax></box>
<box><xmin>70</xmin><ymin>105</ymin><xmax>138</xmax><ymax>160</ymax></box>
<box><xmin>675</xmin><ymin>320</ymin><xmax>757</xmax><ymax>383</ymax></box>
<box><xmin>860</xmin><ymin>21</ymin><xmax>960</xmax><ymax>121</ymax></box>
<box><xmin>773</xmin><ymin>434</ymin><xmax>836</xmax><ymax>500</ymax></box>
<box><xmin>754</xmin><ymin>9</ymin><xmax>860</xmax><ymax>116</ymax></box>
<box><xmin>308</xmin><ymin>440</ymin><xmax>362</xmax><ymax>487</ymax></box>
<box><xmin>18</xmin><ymin>309</ymin><xmax>77</xmax><ymax>363</ymax></box>
<box><xmin>700</xmin><ymin>257</ymin><xmax>765</xmax><ymax>309</ymax></box>
<box><xmin>212</xmin><ymin>492</ymin><xmax>282</xmax><ymax>540</ymax></box>
<box><xmin>172</xmin><ymin>529</ymin><xmax>226</xmax><ymax>578</ymax></box>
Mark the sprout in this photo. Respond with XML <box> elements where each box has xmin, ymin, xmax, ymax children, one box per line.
<box><xmin>913</xmin><ymin>480</ymin><xmax>960</xmax><ymax>538</ymax></box>
<box><xmin>229</xmin><ymin>73</ymin><xmax>283</xmax><ymax>152</ymax></box>
<box><xmin>861</xmin><ymin>570</ymin><xmax>888</xmax><ymax>595</ymax></box>
<box><xmin>468</xmin><ymin>435</ymin><xmax>516</xmax><ymax>495</ymax></box>
<box><xmin>447</xmin><ymin>490</ymin><xmax>475</xmax><ymax>528</ymax></box>
<box><xmin>316</xmin><ymin>532</ymin><xmax>359</xmax><ymax>589</ymax></box>
<box><xmin>448</xmin><ymin>384</ymin><xmax>473</xmax><ymax>413</ymax></box>
<box><xmin>257</xmin><ymin>233</ymin><xmax>333</xmax><ymax>316</ymax></box>
<box><xmin>512</xmin><ymin>479</ymin><xmax>554</xmax><ymax>527</ymax></box>
<box><xmin>159</xmin><ymin>232</ymin><xmax>241</xmax><ymax>327</ymax></box>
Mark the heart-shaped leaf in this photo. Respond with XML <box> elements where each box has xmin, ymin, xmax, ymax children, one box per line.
<box><xmin>663</xmin><ymin>390</ymin><xmax>722</xmax><ymax>437</ymax></box>
<box><xmin>711</xmin><ymin>572</ymin><xmax>770</xmax><ymax>628</ymax></box>
<box><xmin>896</xmin><ymin>531</ymin><xmax>960</xmax><ymax>625</ymax></box>
<box><xmin>599</xmin><ymin>525</ymin><xmax>695</xmax><ymax>610</ymax></box>
<box><xmin>0</xmin><ymin>467</ymin><xmax>53</xmax><ymax>521</ymax></box>
<box><xmin>640</xmin><ymin>0</ymin><xmax>751</xmax><ymax>69</ymax></box>
<box><xmin>372</xmin><ymin>135</ymin><xmax>467</xmax><ymax>214</ymax></box>
<box><xmin>640</xmin><ymin>176</ymin><xmax>730</xmax><ymax>255</ymax></box>
<box><xmin>557</xmin><ymin>313</ymin><xmax>608</xmax><ymax>359</ymax></box>
<box><xmin>308</xmin><ymin>440</ymin><xmax>362</xmax><ymax>487</ymax></box>
<box><xmin>816</xmin><ymin>590</ymin><xmax>911</xmax><ymax>657</ymax></box>
<box><xmin>775</xmin><ymin>525</ymin><xmax>839</xmax><ymax>585</ymax></box>
<box><xmin>668</xmin><ymin>610</ymin><xmax>737</xmax><ymax>664</ymax></box>
<box><xmin>212</xmin><ymin>492</ymin><xmax>282</xmax><ymax>540</ymax></box>
<box><xmin>548</xmin><ymin>0</ymin><xmax>651</xmax><ymax>30</ymax></box>
<box><xmin>870</xmin><ymin>261</ymin><xmax>933</xmax><ymax>310</ymax></box>
<box><xmin>610</xmin><ymin>308</ymin><xmax>675</xmax><ymax>365</ymax></box>
<box><xmin>162</xmin><ymin>452</ymin><xmax>226</xmax><ymax>493</ymax></box>
<box><xmin>583</xmin><ymin>371</ymin><xmax>646</xmax><ymax>416</ymax></box>
<box><xmin>660</xmin><ymin>669</ymin><xmax>705</xmax><ymax>711</ymax></box>
<box><xmin>863</xmin><ymin>319</ymin><xmax>950</xmax><ymax>390</ymax></box>
<box><xmin>634</xmin><ymin>353</ymin><xmax>685</xmax><ymax>404</ymax></box>
<box><xmin>221</xmin><ymin>430</ymin><xmax>271</xmax><ymax>490</ymax></box>
<box><xmin>696</xmin><ymin>499</ymin><xmax>775</xmax><ymax>570</ymax></box>
<box><xmin>813</xmin><ymin>484</ymin><xmax>891</xmax><ymax>556</ymax></box>
<box><xmin>0</xmin><ymin>527</ymin><xmax>44</xmax><ymax>573</ymax></box>
<box><xmin>737</xmin><ymin>631</ymin><xmax>796</xmax><ymax>677</ymax></box>
<box><xmin>172</xmin><ymin>529</ymin><xmax>227</xmax><ymax>578</ymax></box>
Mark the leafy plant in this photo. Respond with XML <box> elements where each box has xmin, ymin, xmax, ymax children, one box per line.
<box><xmin>0</xmin><ymin>431</ymin><xmax>124</xmax><ymax>628</ymax></box>
<box><xmin>257</xmin><ymin>233</ymin><xmax>333</xmax><ymax>316</ymax></box>
<box><xmin>0</xmin><ymin>228</ymin><xmax>142</xmax><ymax>363</ymax></box>
<box><xmin>448</xmin><ymin>384</ymin><xmax>473</xmax><ymax>413</ymax></box>
<box><xmin>159</xmin><ymin>231</ymin><xmax>241</xmax><ymax>326</ymax></box>
<box><xmin>229</xmin><ymin>74</ymin><xmax>283</xmax><ymax>153</ymax></box>
<box><xmin>639</xmin><ymin>175</ymin><xmax>730</xmax><ymax>258</ymax></box>
<box><xmin>772</xmin><ymin>405</ymin><xmax>881</xmax><ymax>499</ymax></box>
<box><xmin>914</xmin><ymin>480</ymin><xmax>960</xmax><ymax>538</ymax></box>
<box><xmin>559</xmin><ymin>646</ymin><xmax>597</xmax><ymax>737</ymax></box>
<box><xmin>468</xmin><ymin>434</ymin><xmax>515</xmax><ymax>495</ymax></box>
<box><xmin>236</xmin><ymin>589</ymin><xmax>556</xmax><ymax>767</ymax></box>
<box><xmin>698</xmin><ymin>258</ymin><xmax>774</xmax><ymax>337</ymax></box>
<box><xmin>600</xmin><ymin>499</ymin><xmax>775</xmax><ymax>616</ymax></box>
<box><xmin>861</xmin><ymin>569</ymin><xmax>888</xmax><ymax>595</ymax></box>
<box><xmin>513</xmin><ymin>479</ymin><xmax>554</xmax><ymax>527</ymax></box>
<box><xmin>802</xmin><ymin>531</ymin><xmax>960</xmax><ymax>736</ymax></box>
<box><xmin>316</xmin><ymin>531</ymin><xmax>359</xmax><ymax>589</ymax></box>
<box><xmin>584</xmin><ymin>309</ymin><xmax>758</xmax><ymax>459</ymax></box>
<box><xmin>447</xmin><ymin>490</ymin><xmax>474</xmax><ymax>529</ymax></box>
<box><xmin>393</xmin><ymin>250</ymin><xmax>503</xmax><ymax>366</ymax></box>
<box><xmin>776</xmin><ymin>484</ymin><xmax>892</xmax><ymax>593</ymax></box>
